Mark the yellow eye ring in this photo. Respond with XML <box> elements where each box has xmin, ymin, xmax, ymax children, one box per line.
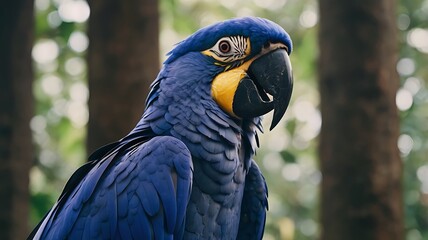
<box><xmin>202</xmin><ymin>36</ymin><xmax>251</xmax><ymax>63</ymax></box>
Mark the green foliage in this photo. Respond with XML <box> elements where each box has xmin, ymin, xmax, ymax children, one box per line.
<box><xmin>397</xmin><ymin>1</ymin><xmax>428</xmax><ymax>239</ymax></box>
<box><xmin>31</xmin><ymin>0</ymin><xmax>428</xmax><ymax>239</ymax></box>
<box><xmin>31</xmin><ymin>0</ymin><xmax>88</xmax><ymax>226</ymax></box>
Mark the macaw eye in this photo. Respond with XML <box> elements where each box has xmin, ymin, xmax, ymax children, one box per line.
<box><xmin>218</xmin><ymin>40</ymin><xmax>231</xmax><ymax>53</ymax></box>
<box><xmin>203</xmin><ymin>36</ymin><xmax>250</xmax><ymax>63</ymax></box>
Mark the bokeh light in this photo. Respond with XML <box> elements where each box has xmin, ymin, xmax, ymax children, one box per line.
<box><xmin>299</xmin><ymin>9</ymin><xmax>318</xmax><ymax>28</ymax></box>
<box><xmin>397</xmin><ymin>58</ymin><xmax>416</xmax><ymax>76</ymax></box>
<box><xmin>397</xmin><ymin>14</ymin><xmax>410</xmax><ymax>31</ymax></box>
<box><xmin>68</xmin><ymin>31</ymin><xmax>89</xmax><ymax>53</ymax></box>
<box><xmin>58</xmin><ymin>0</ymin><xmax>90</xmax><ymax>23</ymax></box>
<box><xmin>40</xmin><ymin>74</ymin><xmax>63</xmax><ymax>97</ymax></box>
<box><xmin>65</xmin><ymin>57</ymin><xmax>85</xmax><ymax>76</ymax></box>
<box><xmin>282</xmin><ymin>163</ymin><xmax>301</xmax><ymax>181</ymax></box>
<box><xmin>407</xmin><ymin>28</ymin><xmax>428</xmax><ymax>53</ymax></box>
<box><xmin>32</xmin><ymin>39</ymin><xmax>59</xmax><ymax>64</ymax></box>
<box><xmin>396</xmin><ymin>88</ymin><xmax>413</xmax><ymax>111</ymax></box>
<box><xmin>403</xmin><ymin>77</ymin><xmax>422</xmax><ymax>95</ymax></box>
<box><xmin>47</xmin><ymin>11</ymin><xmax>62</xmax><ymax>28</ymax></box>
<box><xmin>398</xmin><ymin>134</ymin><xmax>414</xmax><ymax>156</ymax></box>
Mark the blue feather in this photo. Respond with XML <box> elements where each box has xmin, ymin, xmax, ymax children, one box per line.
<box><xmin>201</xmin><ymin>136</ymin><xmax>227</xmax><ymax>153</ymax></box>
<box><xmin>117</xmin><ymin>190</ymin><xmax>128</xmax><ymax>219</ymax></box>
<box><xmin>118</xmin><ymin>217</ymin><xmax>132</xmax><ymax>239</ymax></box>
<box><xmin>165</xmin><ymin>17</ymin><xmax>292</xmax><ymax>64</ymax></box>
<box><xmin>152</xmin><ymin>172</ymin><xmax>177</xmax><ymax>233</ymax></box>
<box><xmin>107</xmin><ymin>183</ymin><xmax>118</xmax><ymax>237</ymax></box>
<box><xmin>129</xmin><ymin>195</ymin><xmax>151</xmax><ymax>239</ymax></box>
<box><xmin>206</xmin><ymin>110</ymin><xmax>230</xmax><ymax>128</ymax></box>
<box><xmin>211</xmin><ymin>157</ymin><xmax>238</xmax><ymax>174</ymax></box>
<box><xmin>199</xmin><ymin>161</ymin><xmax>234</xmax><ymax>185</ymax></box>
<box><xmin>136</xmin><ymin>182</ymin><xmax>160</xmax><ymax>216</ymax></box>
<box><xmin>237</xmin><ymin>160</ymin><xmax>268</xmax><ymax>240</ymax></box>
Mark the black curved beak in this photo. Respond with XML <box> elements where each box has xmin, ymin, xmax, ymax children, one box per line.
<box><xmin>233</xmin><ymin>48</ymin><xmax>293</xmax><ymax>130</ymax></box>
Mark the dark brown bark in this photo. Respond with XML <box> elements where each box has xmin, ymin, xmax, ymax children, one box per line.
<box><xmin>87</xmin><ymin>0</ymin><xmax>159</xmax><ymax>154</ymax></box>
<box><xmin>318</xmin><ymin>0</ymin><xmax>403</xmax><ymax>239</ymax></box>
<box><xmin>0</xmin><ymin>0</ymin><xmax>34</xmax><ymax>239</ymax></box>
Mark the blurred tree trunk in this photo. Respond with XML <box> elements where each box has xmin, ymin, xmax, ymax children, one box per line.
<box><xmin>318</xmin><ymin>0</ymin><xmax>403</xmax><ymax>240</ymax></box>
<box><xmin>0</xmin><ymin>0</ymin><xmax>34</xmax><ymax>239</ymax></box>
<box><xmin>87</xmin><ymin>0</ymin><xmax>159</xmax><ymax>155</ymax></box>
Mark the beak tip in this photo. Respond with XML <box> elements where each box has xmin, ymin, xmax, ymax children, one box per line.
<box><xmin>269</xmin><ymin>105</ymin><xmax>287</xmax><ymax>131</ymax></box>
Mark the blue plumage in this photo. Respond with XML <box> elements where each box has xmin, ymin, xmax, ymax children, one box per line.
<box><xmin>30</xmin><ymin>16</ymin><xmax>293</xmax><ymax>240</ymax></box>
<box><xmin>165</xmin><ymin>17</ymin><xmax>292</xmax><ymax>64</ymax></box>
<box><xmin>32</xmin><ymin>136</ymin><xmax>192</xmax><ymax>240</ymax></box>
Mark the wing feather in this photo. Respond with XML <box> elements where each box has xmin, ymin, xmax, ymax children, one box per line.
<box><xmin>136</xmin><ymin>181</ymin><xmax>160</xmax><ymax>216</ymax></box>
<box><xmin>152</xmin><ymin>168</ymin><xmax>177</xmax><ymax>233</ymax></box>
<box><xmin>30</xmin><ymin>136</ymin><xmax>193</xmax><ymax>240</ymax></box>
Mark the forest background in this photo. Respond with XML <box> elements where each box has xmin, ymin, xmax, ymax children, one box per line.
<box><xmin>1</xmin><ymin>0</ymin><xmax>427</xmax><ymax>239</ymax></box>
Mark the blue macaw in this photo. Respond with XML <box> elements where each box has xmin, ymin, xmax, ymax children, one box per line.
<box><xmin>29</xmin><ymin>17</ymin><xmax>293</xmax><ymax>240</ymax></box>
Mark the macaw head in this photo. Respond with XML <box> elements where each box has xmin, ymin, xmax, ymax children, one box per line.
<box><xmin>149</xmin><ymin>17</ymin><xmax>293</xmax><ymax>130</ymax></box>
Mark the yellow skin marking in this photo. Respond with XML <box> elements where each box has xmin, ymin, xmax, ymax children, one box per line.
<box><xmin>211</xmin><ymin>58</ymin><xmax>256</xmax><ymax>118</ymax></box>
<box><xmin>244</xmin><ymin>38</ymin><xmax>251</xmax><ymax>55</ymax></box>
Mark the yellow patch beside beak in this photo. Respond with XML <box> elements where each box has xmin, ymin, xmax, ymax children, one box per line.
<box><xmin>211</xmin><ymin>59</ymin><xmax>255</xmax><ymax>118</ymax></box>
<box><xmin>211</xmin><ymin>69</ymin><xmax>246</xmax><ymax>118</ymax></box>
